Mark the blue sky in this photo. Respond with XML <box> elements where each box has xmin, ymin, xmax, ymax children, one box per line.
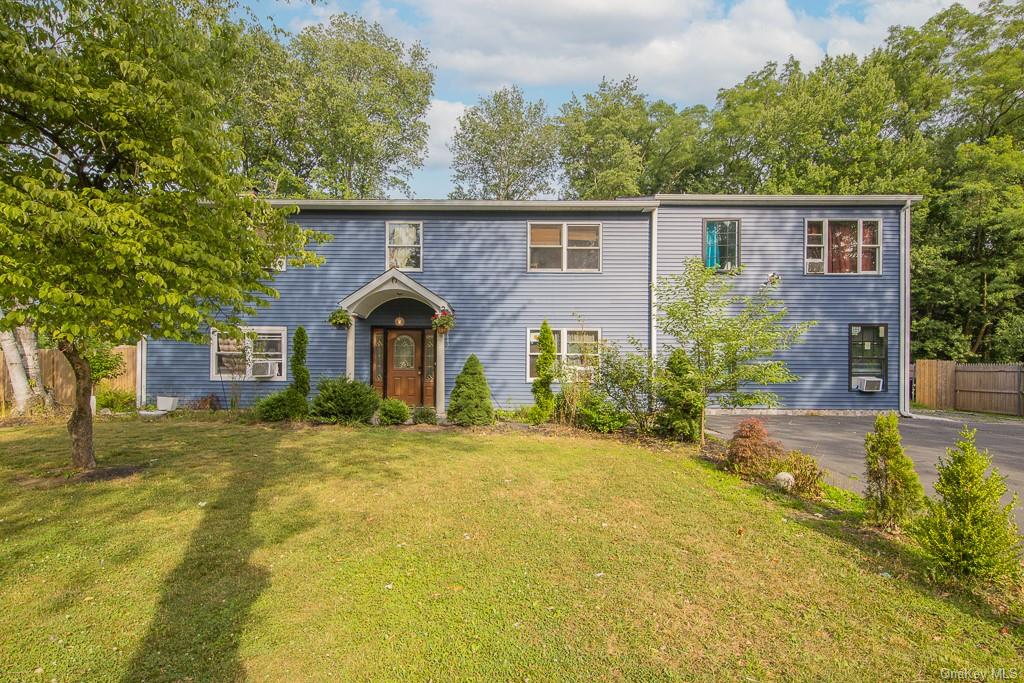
<box><xmin>244</xmin><ymin>0</ymin><xmax>973</xmax><ymax>198</ymax></box>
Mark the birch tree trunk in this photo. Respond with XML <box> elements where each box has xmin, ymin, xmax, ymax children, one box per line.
<box><xmin>15</xmin><ymin>326</ymin><xmax>55</xmax><ymax>409</ymax></box>
<box><xmin>0</xmin><ymin>328</ymin><xmax>31</xmax><ymax>415</ymax></box>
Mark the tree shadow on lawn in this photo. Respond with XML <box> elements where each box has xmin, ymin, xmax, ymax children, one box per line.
<box><xmin>120</xmin><ymin>453</ymin><xmax>273</xmax><ymax>683</ymax></box>
<box><xmin>778</xmin><ymin>488</ymin><xmax>1024</xmax><ymax>639</ymax></box>
<box><xmin>120</xmin><ymin>423</ymin><xmax>418</xmax><ymax>682</ymax></box>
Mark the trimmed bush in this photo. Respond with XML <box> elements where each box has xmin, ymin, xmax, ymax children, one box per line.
<box><xmin>655</xmin><ymin>348</ymin><xmax>704</xmax><ymax>442</ymax></box>
<box><xmin>95</xmin><ymin>388</ymin><xmax>135</xmax><ymax>412</ymax></box>
<box><xmin>864</xmin><ymin>412</ymin><xmax>923</xmax><ymax>531</ymax></box>
<box><xmin>448</xmin><ymin>354</ymin><xmax>494</xmax><ymax>426</ymax></box>
<box><xmin>412</xmin><ymin>405</ymin><xmax>438</xmax><ymax>425</ymax></box>
<box><xmin>378</xmin><ymin>398</ymin><xmax>411</xmax><ymax>426</ymax></box>
<box><xmin>775</xmin><ymin>449</ymin><xmax>824</xmax><ymax>497</ymax></box>
<box><xmin>592</xmin><ymin>342</ymin><xmax>658</xmax><ymax>434</ymax></box>
<box><xmin>292</xmin><ymin>326</ymin><xmax>310</xmax><ymax>397</ymax></box>
<box><xmin>575</xmin><ymin>391</ymin><xmax>630</xmax><ymax>433</ymax></box>
<box><xmin>725</xmin><ymin>418</ymin><xmax>784</xmax><ymax>477</ymax></box>
<box><xmin>309</xmin><ymin>377</ymin><xmax>380</xmax><ymax>424</ymax></box>
<box><xmin>531</xmin><ymin>320</ymin><xmax>557</xmax><ymax>422</ymax></box>
<box><xmin>911</xmin><ymin>427</ymin><xmax>1022</xmax><ymax>583</ymax></box>
<box><xmin>725</xmin><ymin>419</ymin><xmax>822</xmax><ymax>497</ymax></box>
<box><xmin>254</xmin><ymin>388</ymin><xmax>307</xmax><ymax>422</ymax></box>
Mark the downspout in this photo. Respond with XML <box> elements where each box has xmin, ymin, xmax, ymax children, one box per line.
<box><xmin>136</xmin><ymin>338</ymin><xmax>147</xmax><ymax>408</ymax></box>
<box><xmin>899</xmin><ymin>199</ymin><xmax>912</xmax><ymax>417</ymax></box>
<box><xmin>649</xmin><ymin>205</ymin><xmax>658</xmax><ymax>361</ymax></box>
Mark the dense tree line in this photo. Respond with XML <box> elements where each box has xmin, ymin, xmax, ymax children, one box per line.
<box><xmin>448</xmin><ymin>1</ymin><xmax>1024</xmax><ymax>362</ymax></box>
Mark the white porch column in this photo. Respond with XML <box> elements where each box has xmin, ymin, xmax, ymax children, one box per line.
<box><xmin>345</xmin><ymin>322</ymin><xmax>356</xmax><ymax>380</ymax></box>
<box><xmin>435</xmin><ymin>332</ymin><xmax>446</xmax><ymax>417</ymax></box>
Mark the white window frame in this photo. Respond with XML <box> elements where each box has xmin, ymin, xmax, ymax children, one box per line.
<box><xmin>209</xmin><ymin>326</ymin><xmax>288</xmax><ymax>382</ymax></box>
<box><xmin>525</xmin><ymin>326</ymin><xmax>602</xmax><ymax>382</ymax></box>
<box><xmin>386</xmin><ymin>221</ymin><xmax>423</xmax><ymax>272</ymax></box>
<box><xmin>527</xmin><ymin>221</ymin><xmax>602</xmax><ymax>273</ymax></box>
<box><xmin>804</xmin><ymin>218</ymin><xmax>882</xmax><ymax>275</ymax></box>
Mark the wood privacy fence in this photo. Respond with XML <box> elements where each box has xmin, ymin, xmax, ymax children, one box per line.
<box><xmin>915</xmin><ymin>359</ymin><xmax>1024</xmax><ymax>416</ymax></box>
<box><xmin>0</xmin><ymin>345</ymin><xmax>136</xmax><ymax>414</ymax></box>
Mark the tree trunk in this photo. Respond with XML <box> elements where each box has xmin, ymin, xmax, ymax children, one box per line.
<box><xmin>699</xmin><ymin>406</ymin><xmax>706</xmax><ymax>447</ymax></box>
<box><xmin>16</xmin><ymin>326</ymin><xmax>55</xmax><ymax>410</ymax></box>
<box><xmin>60</xmin><ymin>343</ymin><xmax>96</xmax><ymax>469</ymax></box>
<box><xmin>0</xmin><ymin>328</ymin><xmax>30</xmax><ymax>415</ymax></box>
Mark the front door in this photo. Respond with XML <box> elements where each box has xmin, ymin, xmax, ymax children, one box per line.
<box><xmin>386</xmin><ymin>329</ymin><xmax>422</xmax><ymax>405</ymax></box>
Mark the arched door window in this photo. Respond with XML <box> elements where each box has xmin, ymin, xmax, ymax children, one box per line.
<box><xmin>392</xmin><ymin>334</ymin><xmax>415</xmax><ymax>369</ymax></box>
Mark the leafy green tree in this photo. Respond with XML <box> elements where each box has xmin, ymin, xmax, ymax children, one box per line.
<box><xmin>704</xmin><ymin>56</ymin><xmax>932</xmax><ymax>195</ymax></box>
<box><xmin>558</xmin><ymin>77</ymin><xmax>655</xmax><ymax>199</ymax></box>
<box><xmin>656</xmin><ymin>259</ymin><xmax>815</xmax><ymax>443</ymax></box>
<box><xmin>557</xmin><ymin>76</ymin><xmax>710</xmax><ymax>198</ymax></box>
<box><xmin>530</xmin><ymin>320</ymin><xmax>557</xmax><ymax>420</ymax></box>
<box><xmin>992</xmin><ymin>312</ymin><xmax>1024</xmax><ymax>362</ymax></box>
<box><xmin>912</xmin><ymin>427</ymin><xmax>1022</xmax><ymax>583</ymax></box>
<box><xmin>0</xmin><ymin>0</ymin><xmax>322</xmax><ymax>467</ymax></box>
<box><xmin>233</xmin><ymin>13</ymin><xmax>434</xmax><ymax>198</ymax></box>
<box><xmin>863</xmin><ymin>412</ymin><xmax>924</xmax><ymax>531</ymax></box>
<box><xmin>448</xmin><ymin>354</ymin><xmax>494</xmax><ymax>426</ymax></box>
<box><xmin>912</xmin><ymin>137</ymin><xmax>1024</xmax><ymax>360</ymax></box>
<box><xmin>448</xmin><ymin>86</ymin><xmax>558</xmax><ymax>200</ymax></box>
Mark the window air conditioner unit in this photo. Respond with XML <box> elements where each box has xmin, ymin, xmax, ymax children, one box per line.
<box><xmin>251</xmin><ymin>361</ymin><xmax>276</xmax><ymax>379</ymax></box>
<box><xmin>853</xmin><ymin>376</ymin><xmax>883</xmax><ymax>392</ymax></box>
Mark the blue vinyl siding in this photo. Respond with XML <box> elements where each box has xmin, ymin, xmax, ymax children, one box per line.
<box><xmin>145</xmin><ymin>210</ymin><xmax>652</xmax><ymax>408</ymax></box>
<box><xmin>657</xmin><ymin>204</ymin><xmax>901</xmax><ymax>410</ymax></box>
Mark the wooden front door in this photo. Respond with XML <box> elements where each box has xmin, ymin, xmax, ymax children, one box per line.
<box><xmin>386</xmin><ymin>330</ymin><xmax>421</xmax><ymax>405</ymax></box>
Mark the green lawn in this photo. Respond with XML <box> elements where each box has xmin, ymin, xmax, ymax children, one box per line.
<box><xmin>1</xmin><ymin>418</ymin><xmax>1021</xmax><ymax>681</ymax></box>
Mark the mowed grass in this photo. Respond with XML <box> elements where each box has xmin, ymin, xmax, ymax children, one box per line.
<box><xmin>0</xmin><ymin>419</ymin><xmax>1021</xmax><ymax>682</ymax></box>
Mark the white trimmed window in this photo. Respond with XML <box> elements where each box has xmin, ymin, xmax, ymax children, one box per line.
<box><xmin>804</xmin><ymin>218</ymin><xmax>881</xmax><ymax>274</ymax></box>
<box><xmin>527</xmin><ymin>327</ymin><xmax>601</xmax><ymax>380</ymax></box>
<box><xmin>387</xmin><ymin>221</ymin><xmax>422</xmax><ymax>271</ymax></box>
<box><xmin>528</xmin><ymin>222</ymin><xmax>602</xmax><ymax>272</ymax></box>
<box><xmin>210</xmin><ymin>326</ymin><xmax>287</xmax><ymax>381</ymax></box>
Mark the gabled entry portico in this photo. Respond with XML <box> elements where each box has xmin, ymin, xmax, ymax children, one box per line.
<box><xmin>338</xmin><ymin>269</ymin><xmax>452</xmax><ymax>416</ymax></box>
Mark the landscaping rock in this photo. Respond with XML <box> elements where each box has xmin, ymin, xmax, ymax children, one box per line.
<box><xmin>774</xmin><ymin>471</ymin><xmax>795</xmax><ymax>492</ymax></box>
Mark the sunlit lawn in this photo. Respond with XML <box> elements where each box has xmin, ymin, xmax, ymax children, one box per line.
<box><xmin>0</xmin><ymin>417</ymin><xmax>1021</xmax><ymax>681</ymax></box>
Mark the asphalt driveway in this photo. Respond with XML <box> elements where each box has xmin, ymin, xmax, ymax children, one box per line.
<box><xmin>706</xmin><ymin>412</ymin><xmax>1024</xmax><ymax>522</ymax></box>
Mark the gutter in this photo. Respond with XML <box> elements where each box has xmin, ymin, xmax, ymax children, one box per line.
<box><xmin>654</xmin><ymin>193</ymin><xmax>923</xmax><ymax>206</ymax></box>
<box><xmin>267</xmin><ymin>198</ymin><xmax>659</xmax><ymax>212</ymax></box>
<box><xmin>899</xmin><ymin>199</ymin><xmax>913</xmax><ymax>418</ymax></box>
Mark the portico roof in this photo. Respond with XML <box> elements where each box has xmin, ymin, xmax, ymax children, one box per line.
<box><xmin>338</xmin><ymin>269</ymin><xmax>452</xmax><ymax>318</ymax></box>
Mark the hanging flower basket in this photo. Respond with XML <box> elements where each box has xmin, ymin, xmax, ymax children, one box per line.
<box><xmin>431</xmin><ymin>308</ymin><xmax>455</xmax><ymax>334</ymax></box>
<box><xmin>328</xmin><ymin>308</ymin><xmax>353</xmax><ymax>328</ymax></box>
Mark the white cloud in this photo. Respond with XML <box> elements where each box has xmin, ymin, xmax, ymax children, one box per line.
<box><xmin>423</xmin><ymin>98</ymin><xmax>467</xmax><ymax>169</ymax></box>
<box><xmin>285</xmin><ymin>0</ymin><xmax>972</xmax><ymax>106</ymax></box>
<box><xmin>798</xmin><ymin>0</ymin><xmax>983</xmax><ymax>57</ymax></box>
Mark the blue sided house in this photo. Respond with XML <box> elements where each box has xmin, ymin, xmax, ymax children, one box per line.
<box><xmin>139</xmin><ymin>194</ymin><xmax>920</xmax><ymax>417</ymax></box>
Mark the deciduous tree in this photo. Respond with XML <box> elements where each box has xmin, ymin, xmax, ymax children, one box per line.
<box><xmin>0</xmin><ymin>0</ymin><xmax>322</xmax><ymax>467</ymax></box>
<box><xmin>448</xmin><ymin>86</ymin><xmax>558</xmax><ymax>200</ymax></box>
<box><xmin>233</xmin><ymin>14</ymin><xmax>434</xmax><ymax>198</ymax></box>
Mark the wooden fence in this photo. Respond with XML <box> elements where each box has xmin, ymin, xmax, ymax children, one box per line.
<box><xmin>0</xmin><ymin>345</ymin><xmax>136</xmax><ymax>414</ymax></box>
<box><xmin>915</xmin><ymin>359</ymin><xmax>1024</xmax><ymax>416</ymax></box>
